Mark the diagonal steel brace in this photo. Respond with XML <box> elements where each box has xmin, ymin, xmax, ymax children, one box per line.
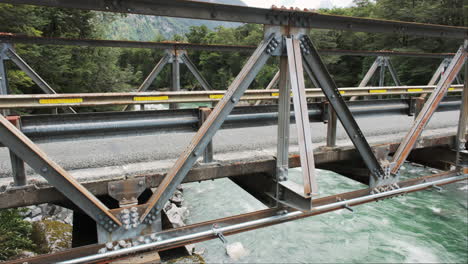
<box><xmin>300</xmin><ymin>35</ymin><xmax>387</xmax><ymax>188</ymax></box>
<box><xmin>139</xmin><ymin>34</ymin><xmax>278</xmax><ymax>223</ymax></box>
<box><xmin>0</xmin><ymin>114</ymin><xmax>121</xmax><ymax>231</ymax></box>
<box><xmin>391</xmin><ymin>42</ymin><xmax>467</xmax><ymax>174</ymax></box>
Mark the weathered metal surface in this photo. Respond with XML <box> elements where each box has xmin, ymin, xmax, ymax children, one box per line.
<box><xmin>0</xmin><ymin>33</ymin><xmax>459</xmax><ymax>58</ymax></box>
<box><xmin>6</xmin><ymin>171</ymin><xmax>466</xmax><ymax>264</ymax></box>
<box><xmin>301</xmin><ymin>35</ymin><xmax>387</xmax><ymax>188</ymax></box>
<box><xmin>0</xmin><ymin>114</ymin><xmax>121</xmax><ymax>228</ymax></box>
<box><xmin>0</xmin><ymin>85</ymin><xmax>463</xmax><ymax>109</ymax></box>
<box><xmin>140</xmin><ymin>34</ymin><xmax>276</xmax><ymax>223</ymax></box>
<box><xmin>391</xmin><ymin>43</ymin><xmax>467</xmax><ymax>174</ymax></box>
<box><xmin>5</xmin><ymin>98</ymin><xmax>453</xmax><ymax>145</ymax></box>
<box><xmin>0</xmin><ymin>133</ymin><xmax>460</xmax><ymax>209</ymax></box>
<box><xmin>0</xmin><ymin>0</ymin><xmax>466</xmax><ymax>38</ymax></box>
<box><xmin>286</xmin><ymin>36</ymin><xmax>317</xmax><ymax>196</ymax></box>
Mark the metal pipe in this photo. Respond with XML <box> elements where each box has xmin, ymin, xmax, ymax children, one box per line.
<box><xmin>61</xmin><ymin>174</ymin><xmax>467</xmax><ymax>264</ymax></box>
<box><xmin>15</xmin><ymin>98</ymin><xmax>459</xmax><ymax>143</ymax></box>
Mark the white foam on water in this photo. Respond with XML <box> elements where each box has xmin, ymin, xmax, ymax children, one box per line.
<box><xmin>226</xmin><ymin>242</ymin><xmax>249</xmax><ymax>260</ymax></box>
<box><xmin>391</xmin><ymin>240</ymin><xmax>439</xmax><ymax>263</ymax></box>
<box><xmin>457</xmin><ymin>184</ymin><xmax>468</xmax><ymax>191</ymax></box>
<box><xmin>429</xmin><ymin>207</ymin><xmax>441</xmax><ymax>214</ymax></box>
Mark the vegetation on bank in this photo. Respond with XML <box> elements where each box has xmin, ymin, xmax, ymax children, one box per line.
<box><xmin>0</xmin><ymin>0</ymin><xmax>465</xmax><ymax>114</ymax></box>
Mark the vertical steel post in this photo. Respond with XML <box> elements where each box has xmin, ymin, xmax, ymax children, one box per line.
<box><xmin>326</xmin><ymin>102</ymin><xmax>337</xmax><ymax>148</ymax></box>
<box><xmin>199</xmin><ymin>107</ymin><xmax>214</xmax><ymax>163</ymax></box>
<box><xmin>286</xmin><ymin>37</ymin><xmax>318</xmax><ymax>196</ymax></box>
<box><xmin>276</xmin><ymin>57</ymin><xmax>290</xmax><ymax>182</ymax></box>
<box><xmin>391</xmin><ymin>43</ymin><xmax>467</xmax><ymax>174</ymax></box>
<box><xmin>171</xmin><ymin>50</ymin><xmax>181</xmax><ymax>109</ymax></box>
<box><xmin>379</xmin><ymin>57</ymin><xmax>386</xmax><ymax>87</ymax></box>
<box><xmin>455</xmin><ymin>56</ymin><xmax>468</xmax><ymax>167</ymax></box>
<box><xmin>7</xmin><ymin>116</ymin><xmax>26</xmax><ymax>186</ymax></box>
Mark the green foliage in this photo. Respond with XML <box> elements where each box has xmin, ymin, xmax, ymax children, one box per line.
<box><xmin>0</xmin><ymin>0</ymin><xmax>465</xmax><ymax>111</ymax></box>
<box><xmin>0</xmin><ymin>209</ymin><xmax>35</xmax><ymax>261</ymax></box>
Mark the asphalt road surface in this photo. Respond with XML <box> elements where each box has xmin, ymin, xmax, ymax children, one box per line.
<box><xmin>0</xmin><ymin>110</ymin><xmax>460</xmax><ymax>178</ymax></box>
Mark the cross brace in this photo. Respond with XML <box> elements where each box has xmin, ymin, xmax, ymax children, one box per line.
<box><xmin>391</xmin><ymin>42</ymin><xmax>467</xmax><ymax>174</ymax></box>
<box><xmin>0</xmin><ymin>43</ymin><xmax>76</xmax><ymax>113</ymax></box>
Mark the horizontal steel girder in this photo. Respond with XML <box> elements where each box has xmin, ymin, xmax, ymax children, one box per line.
<box><xmin>0</xmin><ymin>85</ymin><xmax>463</xmax><ymax>109</ymax></box>
<box><xmin>0</xmin><ymin>97</ymin><xmax>460</xmax><ymax>144</ymax></box>
<box><xmin>0</xmin><ymin>33</ymin><xmax>457</xmax><ymax>58</ymax></box>
<box><xmin>0</xmin><ymin>133</ymin><xmax>461</xmax><ymax>209</ymax></box>
<box><xmin>0</xmin><ymin>114</ymin><xmax>121</xmax><ymax>228</ymax></box>
<box><xmin>0</xmin><ymin>0</ymin><xmax>466</xmax><ymax>38</ymax></box>
<box><xmin>7</xmin><ymin>170</ymin><xmax>467</xmax><ymax>264</ymax></box>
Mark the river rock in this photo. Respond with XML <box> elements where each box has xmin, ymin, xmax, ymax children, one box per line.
<box><xmin>32</xmin><ymin>215</ymin><xmax>43</xmax><ymax>222</ymax></box>
<box><xmin>168</xmin><ymin>213</ymin><xmax>185</xmax><ymax>228</ymax></box>
<box><xmin>31</xmin><ymin>207</ymin><xmax>42</xmax><ymax>217</ymax></box>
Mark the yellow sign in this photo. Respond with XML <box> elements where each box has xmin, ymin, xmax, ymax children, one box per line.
<box><xmin>133</xmin><ymin>96</ymin><xmax>169</xmax><ymax>101</ymax></box>
<box><xmin>369</xmin><ymin>89</ymin><xmax>387</xmax><ymax>93</ymax></box>
<box><xmin>209</xmin><ymin>94</ymin><xmax>224</xmax><ymax>99</ymax></box>
<box><xmin>407</xmin><ymin>88</ymin><xmax>423</xmax><ymax>92</ymax></box>
<box><xmin>339</xmin><ymin>91</ymin><xmax>345</xmax><ymax>95</ymax></box>
<box><xmin>448</xmin><ymin>87</ymin><xmax>455</xmax><ymax>91</ymax></box>
<box><xmin>39</xmin><ymin>98</ymin><xmax>83</xmax><ymax>104</ymax></box>
<box><xmin>271</xmin><ymin>92</ymin><xmax>280</xmax><ymax>97</ymax></box>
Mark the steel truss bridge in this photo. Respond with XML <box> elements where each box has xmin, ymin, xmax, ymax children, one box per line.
<box><xmin>0</xmin><ymin>1</ymin><xmax>467</xmax><ymax>263</ymax></box>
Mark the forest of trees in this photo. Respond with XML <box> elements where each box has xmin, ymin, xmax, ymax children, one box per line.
<box><xmin>0</xmin><ymin>0</ymin><xmax>466</xmax><ymax>113</ymax></box>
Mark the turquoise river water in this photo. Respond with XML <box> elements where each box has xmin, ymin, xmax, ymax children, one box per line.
<box><xmin>182</xmin><ymin>164</ymin><xmax>468</xmax><ymax>263</ymax></box>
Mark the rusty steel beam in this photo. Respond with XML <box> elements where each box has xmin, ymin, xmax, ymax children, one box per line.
<box><xmin>7</xmin><ymin>170</ymin><xmax>466</xmax><ymax>264</ymax></box>
<box><xmin>0</xmin><ymin>1</ymin><xmax>467</xmax><ymax>38</ymax></box>
<box><xmin>0</xmin><ymin>33</ymin><xmax>458</xmax><ymax>58</ymax></box>
<box><xmin>0</xmin><ymin>114</ymin><xmax>122</xmax><ymax>229</ymax></box>
<box><xmin>0</xmin><ymin>133</ymin><xmax>460</xmax><ymax>209</ymax></box>
<box><xmin>391</xmin><ymin>42</ymin><xmax>467</xmax><ymax>174</ymax></box>
<box><xmin>0</xmin><ymin>85</ymin><xmax>463</xmax><ymax>109</ymax></box>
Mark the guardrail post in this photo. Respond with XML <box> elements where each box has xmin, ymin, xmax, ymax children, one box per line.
<box><xmin>171</xmin><ymin>49</ymin><xmax>181</xmax><ymax>109</ymax></box>
<box><xmin>7</xmin><ymin>116</ymin><xmax>26</xmax><ymax>186</ymax></box>
<box><xmin>326</xmin><ymin>102</ymin><xmax>337</xmax><ymax>148</ymax></box>
<box><xmin>408</xmin><ymin>96</ymin><xmax>425</xmax><ymax>119</ymax></box>
<box><xmin>199</xmin><ymin>107</ymin><xmax>214</xmax><ymax>163</ymax></box>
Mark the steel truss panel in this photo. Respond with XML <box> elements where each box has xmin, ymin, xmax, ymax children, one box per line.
<box><xmin>0</xmin><ymin>114</ymin><xmax>121</xmax><ymax>229</ymax></box>
<box><xmin>300</xmin><ymin>35</ymin><xmax>388</xmax><ymax>188</ymax></box>
<box><xmin>1</xmin><ymin>0</ymin><xmax>467</xmax><ymax>38</ymax></box>
<box><xmin>391</xmin><ymin>43</ymin><xmax>467</xmax><ymax>174</ymax></box>
<box><xmin>0</xmin><ymin>33</ymin><xmax>457</xmax><ymax>58</ymax></box>
<box><xmin>140</xmin><ymin>34</ymin><xmax>277</xmax><ymax>222</ymax></box>
<box><xmin>286</xmin><ymin>37</ymin><xmax>317</xmax><ymax>196</ymax></box>
<box><xmin>9</xmin><ymin>171</ymin><xmax>466</xmax><ymax>264</ymax></box>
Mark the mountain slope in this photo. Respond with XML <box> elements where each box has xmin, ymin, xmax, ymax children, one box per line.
<box><xmin>104</xmin><ymin>0</ymin><xmax>245</xmax><ymax>41</ymax></box>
